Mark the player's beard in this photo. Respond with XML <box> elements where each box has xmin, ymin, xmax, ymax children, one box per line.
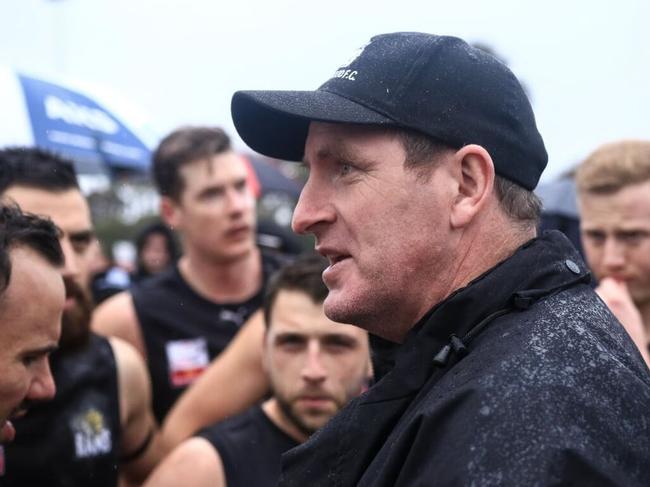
<box><xmin>275</xmin><ymin>395</ymin><xmax>320</xmax><ymax>438</ymax></box>
<box><xmin>60</xmin><ymin>277</ymin><xmax>93</xmax><ymax>352</ymax></box>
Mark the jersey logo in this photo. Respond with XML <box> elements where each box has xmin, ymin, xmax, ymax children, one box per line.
<box><xmin>218</xmin><ymin>308</ymin><xmax>248</xmax><ymax>327</ymax></box>
<box><xmin>166</xmin><ymin>338</ymin><xmax>210</xmax><ymax>387</ymax></box>
<box><xmin>72</xmin><ymin>408</ymin><xmax>112</xmax><ymax>458</ymax></box>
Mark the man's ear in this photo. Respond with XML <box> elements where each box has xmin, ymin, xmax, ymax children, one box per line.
<box><xmin>450</xmin><ymin>144</ymin><xmax>495</xmax><ymax>229</ymax></box>
<box><xmin>160</xmin><ymin>196</ymin><xmax>181</xmax><ymax>229</ymax></box>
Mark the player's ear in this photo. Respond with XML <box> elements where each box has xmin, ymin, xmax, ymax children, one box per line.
<box><xmin>160</xmin><ymin>196</ymin><xmax>181</xmax><ymax>230</ymax></box>
<box><xmin>449</xmin><ymin>144</ymin><xmax>495</xmax><ymax>229</ymax></box>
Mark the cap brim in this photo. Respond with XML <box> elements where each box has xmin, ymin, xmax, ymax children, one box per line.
<box><xmin>231</xmin><ymin>90</ymin><xmax>395</xmax><ymax>161</ymax></box>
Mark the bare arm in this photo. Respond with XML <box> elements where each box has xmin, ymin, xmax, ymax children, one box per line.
<box><xmin>161</xmin><ymin>311</ymin><xmax>269</xmax><ymax>453</ymax></box>
<box><xmin>93</xmin><ymin>291</ymin><xmax>147</xmax><ymax>359</ymax></box>
<box><xmin>143</xmin><ymin>438</ymin><xmax>225</xmax><ymax>487</ymax></box>
<box><xmin>596</xmin><ymin>277</ymin><xmax>650</xmax><ymax>367</ymax></box>
<box><xmin>110</xmin><ymin>337</ymin><xmax>164</xmax><ymax>485</ymax></box>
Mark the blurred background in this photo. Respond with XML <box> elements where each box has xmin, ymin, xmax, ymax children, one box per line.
<box><xmin>0</xmin><ymin>0</ymin><xmax>648</xmax><ymax>261</ymax></box>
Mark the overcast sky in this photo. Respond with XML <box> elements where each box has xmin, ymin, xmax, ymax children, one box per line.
<box><xmin>1</xmin><ymin>0</ymin><xmax>648</xmax><ymax>181</ymax></box>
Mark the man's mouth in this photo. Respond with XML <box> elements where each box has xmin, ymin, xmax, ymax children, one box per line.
<box><xmin>297</xmin><ymin>395</ymin><xmax>333</xmax><ymax>409</ymax></box>
<box><xmin>316</xmin><ymin>246</ymin><xmax>351</xmax><ymax>267</ymax></box>
<box><xmin>226</xmin><ymin>224</ymin><xmax>251</xmax><ymax>238</ymax></box>
<box><xmin>64</xmin><ymin>296</ymin><xmax>78</xmax><ymax>311</ymax></box>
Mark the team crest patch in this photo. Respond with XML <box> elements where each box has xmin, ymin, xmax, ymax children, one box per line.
<box><xmin>72</xmin><ymin>408</ymin><xmax>112</xmax><ymax>458</ymax></box>
<box><xmin>166</xmin><ymin>338</ymin><xmax>209</xmax><ymax>387</ymax></box>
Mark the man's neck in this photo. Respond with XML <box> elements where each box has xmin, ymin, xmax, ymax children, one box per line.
<box><xmin>262</xmin><ymin>398</ymin><xmax>308</xmax><ymax>443</ymax></box>
<box><xmin>178</xmin><ymin>247</ymin><xmax>262</xmax><ymax>303</ymax></box>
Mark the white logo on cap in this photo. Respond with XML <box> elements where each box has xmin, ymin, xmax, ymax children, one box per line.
<box><xmin>331</xmin><ymin>41</ymin><xmax>369</xmax><ymax>82</ymax></box>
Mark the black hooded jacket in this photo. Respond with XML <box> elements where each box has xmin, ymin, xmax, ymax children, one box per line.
<box><xmin>280</xmin><ymin>231</ymin><xmax>650</xmax><ymax>486</ymax></box>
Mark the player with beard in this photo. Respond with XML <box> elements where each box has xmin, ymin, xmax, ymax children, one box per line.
<box><xmin>0</xmin><ymin>148</ymin><xmax>162</xmax><ymax>486</ymax></box>
<box><xmin>143</xmin><ymin>255</ymin><xmax>370</xmax><ymax>487</ymax></box>
<box><xmin>0</xmin><ymin>204</ymin><xmax>64</xmax><ymax>446</ymax></box>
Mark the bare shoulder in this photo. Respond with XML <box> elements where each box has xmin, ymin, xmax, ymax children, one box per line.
<box><xmin>109</xmin><ymin>337</ymin><xmax>147</xmax><ymax>379</ymax></box>
<box><xmin>143</xmin><ymin>437</ymin><xmax>225</xmax><ymax>487</ymax></box>
<box><xmin>92</xmin><ymin>291</ymin><xmax>146</xmax><ymax>357</ymax></box>
<box><xmin>108</xmin><ymin>337</ymin><xmax>150</xmax><ymax>410</ymax></box>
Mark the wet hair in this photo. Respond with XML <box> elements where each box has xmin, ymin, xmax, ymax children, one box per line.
<box><xmin>133</xmin><ymin>221</ymin><xmax>181</xmax><ymax>278</ymax></box>
<box><xmin>263</xmin><ymin>254</ymin><xmax>328</xmax><ymax>328</ymax></box>
<box><xmin>0</xmin><ymin>147</ymin><xmax>79</xmax><ymax>193</ymax></box>
<box><xmin>396</xmin><ymin>128</ymin><xmax>541</xmax><ymax>227</ymax></box>
<box><xmin>0</xmin><ymin>204</ymin><xmax>64</xmax><ymax>296</ymax></box>
<box><xmin>152</xmin><ymin>126</ymin><xmax>232</xmax><ymax>200</ymax></box>
<box><xmin>576</xmin><ymin>140</ymin><xmax>650</xmax><ymax>195</ymax></box>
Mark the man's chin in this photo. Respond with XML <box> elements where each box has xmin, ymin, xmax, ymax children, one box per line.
<box><xmin>324</xmin><ymin>292</ymin><xmax>365</xmax><ymax>327</ymax></box>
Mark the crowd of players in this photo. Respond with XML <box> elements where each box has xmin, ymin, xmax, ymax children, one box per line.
<box><xmin>1</xmin><ymin>32</ymin><xmax>649</xmax><ymax>486</ymax></box>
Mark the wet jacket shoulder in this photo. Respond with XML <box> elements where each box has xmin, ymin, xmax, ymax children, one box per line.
<box><xmin>280</xmin><ymin>232</ymin><xmax>650</xmax><ymax>487</ymax></box>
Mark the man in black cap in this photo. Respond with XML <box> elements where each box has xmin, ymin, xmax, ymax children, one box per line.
<box><xmin>231</xmin><ymin>33</ymin><xmax>650</xmax><ymax>485</ymax></box>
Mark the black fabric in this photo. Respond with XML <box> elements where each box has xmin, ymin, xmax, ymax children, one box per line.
<box><xmin>132</xmin><ymin>250</ymin><xmax>287</xmax><ymax>423</ymax></box>
<box><xmin>4</xmin><ymin>334</ymin><xmax>121</xmax><ymax>487</ymax></box>
<box><xmin>198</xmin><ymin>405</ymin><xmax>298</xmax><ymax>487</ymax></box>
<box><xmin>280</xmin><ymin>231</ymin><xmax>650</xmax><ymax>486</ymax></box>
<box><xmin>232</xmin><ymin>32</ymin><xmax>547</xmax><ymax>190</ymax></box>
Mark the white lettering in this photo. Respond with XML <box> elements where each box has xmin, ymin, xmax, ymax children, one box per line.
<box><xmin>74</xmin><ymin>429</ymin><xmax>112</xmax><ymax>458</ymax></box>
<box><xmin>332</xmin><ymin>69</ymin><xmax>358</xmax><ymax>81</ymax></box>
<box><xmin>44</xmin><ymin>95</ymin><xmax>119</xmax><ymax>134</ymax></box>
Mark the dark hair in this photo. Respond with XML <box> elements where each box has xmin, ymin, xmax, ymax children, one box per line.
<box><xmin>133</xmin><ymin>221</ymin><xmax>181</xmax><ymax>279</ymax></box>
<box><xmin>152</xmin><ymin>126</ymin><xmax>232</xmax><ymax>200</ymax></box>
<box><xmin>263</xmin><ymin>254</ymin><xmax>328</xmax><ymax>328</ymax></box>
<box><xmin>397</xmin><ymin>129</ymin><xmax>541</xmax><ymax>226</ymax></box>
<box><xmin>0</xmin><ymin>147</ymin><xmax>79</xmax><ymax>194</ymax></box>
<box><xmin>0</xmin><ymin>204</ymin><xmax>64</xmax><ymax>296</ymax></box>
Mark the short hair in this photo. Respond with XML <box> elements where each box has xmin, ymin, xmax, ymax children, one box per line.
<box><xmin>0</xmin><ymin>204</ymin><xmax>64</xmax><ymax>296</ymax></box>
<box><xmin>0</xmin><ymin>147</ymin><xmax>79</xmax><ymax>194</ymax></box>
<box><xmin>263</xmin><ymin>254</ymin><xmax>328</xmax><ymax>328</ymax></box>
<box><xmin>152</xmin><ymin>126</ymin><xmax>232</xmax><ymax>200</ymax></box>
<box><xmin>396</xmin><ymin>129</ymin><xmax>541</xmax><ymax>226</ymax></box>
<box><xmin>575</xmin><ymin>140</ymin><xmax>650</xmax><ymax>195</ymax></box>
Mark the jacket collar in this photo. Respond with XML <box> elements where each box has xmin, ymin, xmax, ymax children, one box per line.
<box><xmin>363</xmin><ymin>230</ymin><xmax>590</xmax><ymax>404</ymax></box>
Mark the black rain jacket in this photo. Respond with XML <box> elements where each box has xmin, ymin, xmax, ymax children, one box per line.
<box><xmin>280</xmin><ymin>231</ymin><xmax>650</xmax><ymax>486</ymax></box>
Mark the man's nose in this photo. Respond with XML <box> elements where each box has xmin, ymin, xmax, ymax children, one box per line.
<box><xmin>227</xmin><ymin>186</ymin><xmax>253</xmax><ymax>216</ymax></box>
<box><xmin>602</xmin><ymin>238</ymin><xmax>626</xmax><ymax>272</ymax></box>
<box><xmin>27</xmin><ymin>359</ymin><xmax>57</xmax><ymax>403</ymax></box>
<box><xmin>60</xmin><ymin>238</ymin><xmax>80</xmax><ymax>281</ymax></box>
<box><xmin>291</xmin><ymin>178</ymin><xmax>335</xmax><ymax>235</ymax></box>
<box><xmin>301</xmin><ymin>342</ymin><xmax>327</xmax><ymax>383</ymax></box>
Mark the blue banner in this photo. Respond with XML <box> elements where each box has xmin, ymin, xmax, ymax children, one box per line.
<box><xmin>18</xmin><ymin>74</ymin><xmax>150</xmax><ymax>172</ymax></box>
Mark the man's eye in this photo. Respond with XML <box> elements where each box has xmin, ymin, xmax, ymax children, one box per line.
<box><xmin>340</xmin><ymin>163</ymin><xmax>353</xmax><ymax>176</ymax></box>
<box><xmin>22</xmin><ymin>354</ymin><xmax>42</xmax><ymax>367</ymax></box>
<box><xmin>277</xmin><ymin>336</ymin><xmax>305</xmax><ymax>349</ymax></box>
<box><xmin>71</xmin><ymin>239</ymin><xmax>91</xmax><ymax>254</ymax></box>
<box><xmin>619</xmin><ymin>232</ymin><xmax>647</xmax><ymax>244</ymax></box>
<box><xmin>585</xmin><ymin>232</ymin><xmax>605</xmax><ymax>244</ymax></box>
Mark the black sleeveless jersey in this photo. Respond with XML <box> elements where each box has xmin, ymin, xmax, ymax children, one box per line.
<box><xmin>2</xmin><ymin>333</ymin><xmax>121</xmax><ymax>487</ymax></box>
<box><xmin>131</xmin><ymin>250</ymin><xmax>287</xmax><ymax>423</ymax></box>
<box><xmin>198</xmin><ymin>405</ymin><xmax>298</xmax><ymax>487</ymax></box>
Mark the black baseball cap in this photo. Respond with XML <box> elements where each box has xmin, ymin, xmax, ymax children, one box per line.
<box><xmin>231</xmin><ymin>32</ymin><xmax>547</xmax><ymax>190</ymax></box>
